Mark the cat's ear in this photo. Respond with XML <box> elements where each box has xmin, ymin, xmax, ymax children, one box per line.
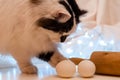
<box><xmin>52</xmin><ymin>10</ymin><xmax>71</xmax><ymax>23</ymax></box>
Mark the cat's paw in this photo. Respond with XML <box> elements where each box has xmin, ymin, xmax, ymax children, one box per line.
<box><xmin>49</xmin><ymin>53</ymin><xmax>67</xmax><ymax>67</ymax></box>
<box><xmin>21</xmin><ymin>65</ymin><xmax>37</xmax><ymax>74</ymax></box>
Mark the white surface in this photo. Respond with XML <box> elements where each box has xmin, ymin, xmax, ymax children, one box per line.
<box><xmin>0</xmin><ymin>63</ymin><xmax>120</xmax><ymax>80</ymax></box>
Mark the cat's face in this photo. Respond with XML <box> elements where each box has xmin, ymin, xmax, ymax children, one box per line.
<box><xmin>30</xmin><ymin>0</ymin><xmax>86</xmax><ymax>42</ymax></box>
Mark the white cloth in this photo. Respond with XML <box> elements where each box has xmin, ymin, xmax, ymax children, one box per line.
<box><xmin>77</xmin><ymin>0</ymin><xmax>120</xmax><ymax>25</ymax></box>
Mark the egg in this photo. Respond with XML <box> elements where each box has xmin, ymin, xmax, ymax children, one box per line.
<box><xmin>78</xmin><ymin>60</ymin><xmax>96</xmax><ymax>78</ymax></box>
<box><xmin>56</xmin><ymin>60</ymin><xmax>76</xmax><ymax>78</ymax></box>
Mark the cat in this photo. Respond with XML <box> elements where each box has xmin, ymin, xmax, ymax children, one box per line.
<box><xmin>0</xmin><ymin>0</ymin><xmax>86</xmax><ymax>74</ymax></box>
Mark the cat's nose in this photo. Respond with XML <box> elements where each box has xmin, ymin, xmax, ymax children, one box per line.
<box><xmin>60</xmin><ymin>35</ymin><xmax>68</xmax><ymax>42</ymax></box>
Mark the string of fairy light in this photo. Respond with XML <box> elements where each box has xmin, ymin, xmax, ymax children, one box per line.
<box><xmin>58</xmin><ymin>23</ymin><xmax>119</xmax><ymax>59</ymax></box>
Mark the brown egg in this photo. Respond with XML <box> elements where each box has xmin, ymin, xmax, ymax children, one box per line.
<box><xmin>78</xmin><ymin>60</ymin><xmax>96</xmax><ymax>78</ymax></box>
<box><xmin>56</xmin><ymin>60</ymin><xmax>76</xmax><ymax>78</ymax></box>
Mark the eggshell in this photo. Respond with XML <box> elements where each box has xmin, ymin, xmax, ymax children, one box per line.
<box><xmin>78</xmin><ymin>60</ymin><xmax>96</xmax><ymax>78</ymax></box>
<box><xmin>56</xmin><ymin>60</ymin><xmax>76</xmax><ymax>78</ymax></box>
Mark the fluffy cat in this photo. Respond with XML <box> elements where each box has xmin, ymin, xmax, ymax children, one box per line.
<box><xmin>0</xmin><ymin>0</ymin><xmax>86</xmax><ymax>74</ymax></box>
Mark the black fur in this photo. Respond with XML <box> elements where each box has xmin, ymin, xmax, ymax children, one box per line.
<box><xmin>36</xmin><ymin>0</ymin><xmax>74</xmax><ymax>34</ymax></box>
<box><xmin>37</xmin><ymin>17</ymin><xmax>73</xmax><ymax>33</ymax></box>
<box><xmin>60</xmin><ymin>35</ymin><xmax>68</xmax><ymax>42</ymax></box>
<box><xmin>66</xmin><ymin>0</ymin><xmax>87</xmax><ymax>23</ymax></box>
<box><xmin>36</xmin><ymin>0</ymin><xmax>87</xmax><ymax>33</ymax></box>
<box><xmin>59</xmin><ymin>0</ymin><xmax>74</xmax><ymax>18</ymax></box>
<box><xmin>36</xmin><ymin>0</ymin><xmax>87</xmax><ymax>42</ymax></box>
<box><xmin>37</xmin><ymin>51</ymin><xmax>54</xmax><ymax>62</ymax></box>
<box><xmin>30</xmin><ymin>0</ymin><xmax>42</xmax><ymax>5</ymax></box>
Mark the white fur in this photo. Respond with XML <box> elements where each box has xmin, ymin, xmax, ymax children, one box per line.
<box><xmin>0</xmin><ymin>0</ymin><xmax>76</xmax><ymax>74</ymax></box>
